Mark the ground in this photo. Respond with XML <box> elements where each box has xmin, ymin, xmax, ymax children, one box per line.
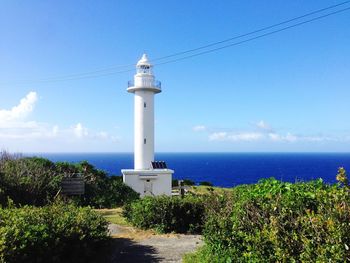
<box><xmin>97</xmin><ymin>208</ymin><xmax>203</xmax><ymax>263</ymax></box>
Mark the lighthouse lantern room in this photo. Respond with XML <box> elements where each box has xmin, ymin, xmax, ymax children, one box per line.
<box><xmin>121</xmin><ymin>54</ymin><xmax>173</xmax><ymax>197</ymax></box>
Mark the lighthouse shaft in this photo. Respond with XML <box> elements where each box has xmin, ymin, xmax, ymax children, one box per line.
<box><xmin>134</xmin><ymin>90</ymin><xmax>154</xmax><ymax>169</ymax></box>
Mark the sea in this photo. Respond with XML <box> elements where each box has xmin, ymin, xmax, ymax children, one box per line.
<box><xmin>29</xmin><ymin>153</ymin><xmax>350</xmax><ymax>188</ymax></box>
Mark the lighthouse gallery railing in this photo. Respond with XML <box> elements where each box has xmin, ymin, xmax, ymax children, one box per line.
<box><xmin>128</xmin><ymin>80</ymin><xmax>161</xmax><ymax>89</ymax></box>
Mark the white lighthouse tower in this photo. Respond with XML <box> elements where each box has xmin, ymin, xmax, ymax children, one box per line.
<box><xmin>121</xmin><ymin>54</ymin><xmax>173</xmax><ymax>197</ymax></box>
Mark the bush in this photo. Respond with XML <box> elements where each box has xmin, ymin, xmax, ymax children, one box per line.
<box><xmin>0</xmin><ymin>152</ymin><xmax>139</xmax><ymax>208</ymax></box>
<box><xmin>56</xmin><ymin>161</ymin><xmax>139</xmax><ymax>208</ymax></box>
<box><xmin>85</xmin><ymin>175</ymin><xmax>140</xmax><ymax>208</ymax></box>
<box><xmin>123</xmin><ymin>195</ymin><xmax>206</xmax><ymax>233</ymax></box>
<box><xmin>192</xmin><ymin>177</ymin><xmax>350</xmax><ymax>262</ymax></box>
<box><xmin>0</xmin><ymin>156</ymin><xmax>62</xmax><ymax>206</ymax></box>
<box><xmin>56</xmin><ymin>161</ymin><xmax>137</xmax><ymax>208</ymax></box>
<box><xmin>0</xmin><ymin>202</ymin><xmax>109</xmax><ymax>263</ymax></box>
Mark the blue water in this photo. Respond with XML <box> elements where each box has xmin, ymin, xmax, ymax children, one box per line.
<box><xmin>29</xmin><ymin>153</ymin><xmax>350</xmax><ymax>188</ymax></box>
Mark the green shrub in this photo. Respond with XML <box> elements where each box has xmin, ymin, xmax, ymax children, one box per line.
<box><xmin>0</xmin><ymin>202</ymin><xmax>109</xmax><ymax>263</ymax></box>
<box><xmin>0</xmin><ymin>157</ymin><xmax>62</xmax><ymax>206</ymax></box>
<box><xmin>85</xmin><ymin>175</ymin><xmax>140</xmax><ymax>208</ymax></box>
<box><xmin>194</xmin><ymin>177</ymin><xmax>350</xmax><ymax>262</ymax></box>
<box><xmin>0</xmin><ymin>152</ymin><xmax>139</xmax><ymax>208</ymax></box>
<box><xmin>123</xmin><ymin>195</ymin><xmax>206</xmax><ymax>233</ymax></box>
<box><xmin>52</xmin><ymin>161</ymin><xmax>139</xmax><ymax>208</ymax></box>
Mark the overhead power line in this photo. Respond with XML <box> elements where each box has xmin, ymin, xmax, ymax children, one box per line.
<box><xmin>153</xmin><ymin>6</ymin><xmax>350</xmax><ymax>67</ymax></box>
<box><xmin>2</xmin><ymin>1</ymin><xmax>350</xmax><ymax>85</ymax></box>
<box><xmin>151</xmin><ymin>0</ymin><xmax>350</xmax><ymax>63</ymax></box>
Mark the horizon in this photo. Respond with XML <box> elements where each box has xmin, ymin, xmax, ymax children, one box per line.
<box><xmin>1</xmin><ymin>1</ymin><xmax>350</xmax><ymax>153</ymax></box>
<box><xmin>20</xmin><ymin>151</ymin><xmax>350</xmax><ymax>154</ymax></box>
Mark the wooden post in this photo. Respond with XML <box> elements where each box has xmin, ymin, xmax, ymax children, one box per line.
<box><xmin>179</xmin><ymin>180</ymin><xmax>185</xmax><ymax>198</ymax></box>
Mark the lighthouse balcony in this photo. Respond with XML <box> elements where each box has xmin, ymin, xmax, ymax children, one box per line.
<box><xmin>127</xmin><ymin>80</ymin><xmax>162</xmax><ymax>93</ymax></box>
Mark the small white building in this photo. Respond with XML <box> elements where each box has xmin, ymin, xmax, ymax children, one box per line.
<box><xmin>121</xmin><ymin>54</ymin><xmax>174</xmax><ymax>197</ymax></box>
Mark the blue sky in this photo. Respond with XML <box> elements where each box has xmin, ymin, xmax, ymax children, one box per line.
<box><xmin>0</xmin><ymin>0</ymin><xmax>349</xmax><ymax>152</ymax></box>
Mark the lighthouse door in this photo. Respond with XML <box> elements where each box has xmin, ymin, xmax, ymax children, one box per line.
<box><xmin>144</xmin><ymin>180</ymin><xmax>153</xmax><ymax>196</ymax></box>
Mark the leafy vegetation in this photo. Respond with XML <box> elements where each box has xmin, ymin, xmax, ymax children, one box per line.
<box><xmin>56</xmin><ymin>161</ymin><xmax>139</xmax><ymax>208</ymax></box>
<box><xmin>0</xmin><ymin>202</ymin><xmax>109</xmax><ymax>263</ymax></box>
<box><xmin>0</xmin><ymin>151</ymin><xmax>139</xmax><ymax>208</ymax></box>
<box><xmin>185</xmin><ymin>169</ymin><xmax>350</xmax><ymax>262</ymax></box>
<box><xmin>123</xmin><ymin>195</ymin><xmax>206</xmax><ymax>233</ymax></box>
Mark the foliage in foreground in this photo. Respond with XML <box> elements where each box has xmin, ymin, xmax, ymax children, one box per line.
<box><xmin>186</xmin><ymin>169</ymin><xmax>350</xmax><ymax>262</ymax></box>
<box><xmin>0</xmin><ymin>151</ymin><xmax>139</xmax><ymax>208</ymax></box>
<box><xmin>123</xmin><ymin>195</ymin><xmax>206</xmax><ymax>233</ymax></box>
<box><xmin>0</xmin><ymin>202</ymin><xmax>109</xmax><ymax>263</ymax></box>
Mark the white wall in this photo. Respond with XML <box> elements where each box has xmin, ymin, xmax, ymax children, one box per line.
<box><xmin>134</xmin><ymin>90</ymin><xmax>154</xmax><ymax>169</ymax></box>
<box><xmin>123</xmin><ymin>171</ymin><xmax>173</xmax><ymax>197</ymax></box>
<box><xmin>151</xmin><ymin>174</ymin><xmax>172</xmax><ymax>196</ymax></box>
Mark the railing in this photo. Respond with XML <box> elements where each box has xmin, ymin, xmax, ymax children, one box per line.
<box><xmin>128</xmin><ymin>80</ymin><xmax>161</xmax><ymax>89</ymax></box>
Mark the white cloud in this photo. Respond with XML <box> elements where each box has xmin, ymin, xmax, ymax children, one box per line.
<box><xmin>73</xmin><ymin>123</ymin><xmax>89</xmax><ymax>138</ymax></box>
<box><xmin>0</xmin><ymin>91</ymin><xmax>37</xmax><ymax>125</ymax></box>
<box><xmin>284</xmin><ymin>133</ymin><xmax>298</xmax><ymax>142</ymax></box>
<box><xmin>208</xmin><ymin>128</ymin><xmax>342</xmax><ymax>143</ymax></box>
<box><xmin>96</xmin><ymin>131</ymin><xmax>108</xmax><ymax>139</ymax></box>
<box><xmin>52</xmin><ymin>125</ymin><xmax>59</xmax><ymax>136</ymax></box>
<box><xmin>205</xmin><ymin>119</ymin><xmax>348</xmax><ymax>144</ymax></box>
<box><xmin>209</xmin><ymin>132</ymin><xmax>263</xmax><ymax>142</ymax></box>
<box><xmin>268</xmin><ymin>132</ymin><xmax>297</xmax><ymax>142</ymax></box>
<box><xmin>256</xmin><ymin>120</ymin><xmax>272</xmax><ymax>131</ymax></box>
<box><xmin>268</xmin><ymin>133</ymin><xmax>337</xmax><ymax>143</ymax></box>
<box><xmin>0</xmin><ymin>92</ymin><xmax>119</xmax><ymax>147</ymax></box>
<box><xmin>0</xmin><ymin>92</ymin><xmax>43</xmax><ymax>139</ymax></box>
<box><xmin>193</xmin><ymin>125</ymin><xmax>206</xmax><ymax>132</ymax></box>
<box><xmin>209</xmin><ymin>132</ymin><xmax>227</xmax><ymax>141</ymax></box>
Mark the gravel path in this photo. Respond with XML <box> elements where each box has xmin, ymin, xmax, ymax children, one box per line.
<box><xmin>108</xmin><ymin>224</ymin><xmax>203</xmax><ymax>263</ymax></box>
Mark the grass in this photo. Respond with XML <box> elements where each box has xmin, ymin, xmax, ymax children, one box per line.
<box><xmin>95</xmin><ymin>207</ymin><xmax>129</xmax><ymax>226</ymax></box>
<box><xmin>182</xmin><ymin>246</ymin><xmax>207</xmax><ymax>263</ymax></box>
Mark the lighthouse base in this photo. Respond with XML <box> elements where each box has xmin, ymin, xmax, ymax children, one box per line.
<box><xmin>121</xmin><ymin>169</ymin><xmax>173</xmax><ymax>197</ymax></box>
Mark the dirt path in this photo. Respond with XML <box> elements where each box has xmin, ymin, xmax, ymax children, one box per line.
<box><xmin>108</xmin><ymin>224</ymin><xmax>203</xmax><ymax>263</ymax></box>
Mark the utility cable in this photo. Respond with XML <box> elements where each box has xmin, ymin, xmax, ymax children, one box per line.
<box><xmin>152</xmin><ymin>6</ymin><xmax>350</xmax><ymax>67</ymax></box>
<box><xmin>2</xmin><ymin>1</ymin><xmax>349</xmax><ymax>84</ymax></box>
<box><xmin>150</xmin><ymin>0</ymin><xmax>350</xmax><ymax>63</ymax></box>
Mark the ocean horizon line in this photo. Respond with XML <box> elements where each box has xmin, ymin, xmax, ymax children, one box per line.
<box><xmin>22</xmin><ymin>151</ymin><xmax>350</xmax><ymax>155</ymax></box>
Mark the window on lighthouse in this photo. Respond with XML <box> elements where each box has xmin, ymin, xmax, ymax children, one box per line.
<box><xmin>138</xmin><ymin>65</ymin><xmax>151</xmax><ymax>74</ymax></box>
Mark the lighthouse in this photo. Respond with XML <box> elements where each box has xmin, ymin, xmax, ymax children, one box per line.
<box><xmin>121</xmin><ymin>54</ymin><xmax>173</xmax><ymax>197</ymax></box>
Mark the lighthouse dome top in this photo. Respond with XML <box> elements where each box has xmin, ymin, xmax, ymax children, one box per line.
<box><xmin>137</xmin><ymin>54</ymin><xmax>152</xmax><ymax>67</ymax></box>
<box><xmin>136</xmin><ymin>54</ymin><xmax>153</xmax><ymax>75</ymax></box>
<box><xmin>136</xmin><ymin>54</ymin><xmax>153</xmax><ymax>67</ymax></box>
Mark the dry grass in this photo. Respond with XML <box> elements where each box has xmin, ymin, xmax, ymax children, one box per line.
<box><xmin>111</xmin><ymin>225</ymin><xmax>160</xmax><ymax>240</ymax></box>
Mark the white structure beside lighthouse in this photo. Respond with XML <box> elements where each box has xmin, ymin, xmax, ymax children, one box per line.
<box><xmin>121</xmin><ymin>54</ymin><xmax>173</xmax><ymax>197</ymax></box>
